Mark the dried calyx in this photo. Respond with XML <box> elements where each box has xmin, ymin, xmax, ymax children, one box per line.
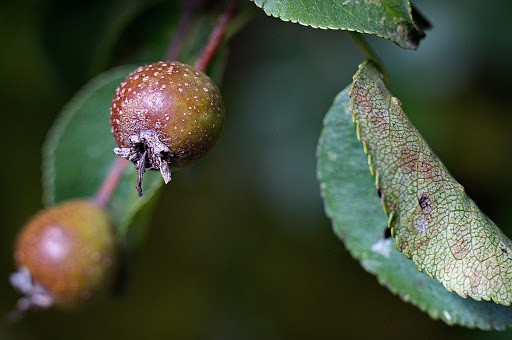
<box><xmin>114</xmin><ymin>131</ymin><xmax>172</xmax><ymax>196</ymax></box>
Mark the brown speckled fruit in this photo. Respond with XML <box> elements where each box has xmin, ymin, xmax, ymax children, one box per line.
<box><xmin>110</xmin><ymin>61</ymin><xmax>224</xmax><ymax>196</ymax></box>
<box><xmin>11</xmin><ymin>200</ymin><xmax>117</xmax><ymax>313</ymax></box>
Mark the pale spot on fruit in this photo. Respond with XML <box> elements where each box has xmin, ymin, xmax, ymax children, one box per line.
<box><xmin>40</xmin><ymin>225</ymin><xmax>70</xmax><ymax>261</ymax></box>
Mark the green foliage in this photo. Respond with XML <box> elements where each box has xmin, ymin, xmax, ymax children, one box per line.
<box><xmin>42</xmin><ymin>2</ymin><xmax>230</xmax><ymax>249</ymax></box>
<box><xmin>350</xmin><ymin>61</ymin><xmax>512</xmax><ymax>306</ymax></box>
<box><xmin>317</xmin><ymin>85</ymin><xmax>512</xmax><ymax>330</ymax></box>
<box><xmin>251</xmin><ymin>0</ymin><xmax>427</xmax><ymax>49</ymax></box>
<box><xmin>5</xmin><ymin>0</ymin><xmax>512</xmax><ymax>336</ymax></box>
<box><xmin>42</xmin><ymin>66</ymin><xmax>162</xmax><ymax>248</ymax></box>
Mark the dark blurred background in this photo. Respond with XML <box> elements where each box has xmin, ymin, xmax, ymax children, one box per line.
<box><xmin>1</xmin><ymin>0</ymin><xmax>512</xmax><ymax>338</ymax></box>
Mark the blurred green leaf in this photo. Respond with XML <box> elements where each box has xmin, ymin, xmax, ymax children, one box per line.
<box><xmin>42</xmin><ymin>66</ymin><xmax>162</xmax><ymax>249</ymax></box>
<box><xmin>251</xmin><ymin>0</ymin><xmax>427</xmax><ymax>49</ymax></box>
<box><xmin>41</xmin><ymin>1</ymin><xmax>245</xmax><ymax>249</ymax></box>
<box><xmin>317</xmin><ymin>86</ymin><xmax>512</xmax><ymax>330</ymax></box>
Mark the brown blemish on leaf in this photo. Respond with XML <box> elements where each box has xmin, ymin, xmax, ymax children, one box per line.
<box><xmin>369</xmin><ymin>109</ymin><xmax>389</xmax><ymax>132</ymax></box>
<box><xmin>350</xmin><ymin>60</ymin><xmax>512</xmax><ymax>305</ymax></box>
<box><xmin>419</xmin><ymin>194</ymin><xmax>430</xmax><ymax>213</ymax></box>
<box><xmin>397</xmin><ymin>143</ymin><xmax>419</xmax><ymax>174</ymax></box>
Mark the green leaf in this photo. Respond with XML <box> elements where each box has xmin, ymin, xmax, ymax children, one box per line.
<box><xmin>350</xmin><ymin>60</ymin><xmax>512</xmax><ymax>306</ymax></box>
<box><xmin>317</xmin><ymin>85</ymin><xmax>512</xmax><ymax>330</ymax></box>
<box><xmin>251</xmin><ymin>0</ymin><xmax>427</xmax><ymax>49</ymax></box>
<box><xmin>43</xmin><ymin>66</ymin><xmax>162</xmax><ymax>249</ymax></box>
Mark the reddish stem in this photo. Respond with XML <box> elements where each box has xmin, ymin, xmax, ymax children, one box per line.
<box><xmin>165</xmin><ymin>0</ymin><xmax>208</xmax><ymax>61</ymax></box>
<box><xmin>194</xmin><ymin>0</ymin><xmax>239</xmax><ymax>72</ymax></box>
<box><xmin>93</xmin><ymin>158</ymin><xmax>129</xmax><ymax>208</ymax></box>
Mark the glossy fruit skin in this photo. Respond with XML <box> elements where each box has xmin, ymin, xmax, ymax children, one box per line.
<box><xmin>13</xmin><ymin>199</ymin><xmax>117</xmax><ymax>306</ymax></box>
<box><xmin>110</xmin><ymin>61</ymin><xmax>224</xmax><ymax>169</ymax></box>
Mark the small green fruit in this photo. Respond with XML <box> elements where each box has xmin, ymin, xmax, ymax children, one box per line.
<box><xmin>10</xmin><ymin>199</ymin><xmax>117</xmax><ymax>316</ymax></box>
<box><xmin>110</xmin><ymin>61</ymin><xmax>224</xmax><ymax>196</ymax></box>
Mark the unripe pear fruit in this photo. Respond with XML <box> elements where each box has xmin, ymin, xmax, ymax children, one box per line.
<box><xmin>110</xmin><ymin>61</ymin><xmax>224</xmax><ymax>196</ymax></box>
<box><xmin>10</xmin><ymin>199</ymin><xmax>117</xmax><ymax>318</ymax></box>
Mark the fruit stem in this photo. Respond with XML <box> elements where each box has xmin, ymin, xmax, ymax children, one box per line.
<box><xmin>194</xmin><ymin>0</ymin><xmax>239</xmax><ymax>72</ymax></box>
<box><xmin>165</xmin><ymin>0</ymin><xmax>208</xmax><ymax>61</ymax></box>
<box><xmin>93</xmin><ymin>158</ymin><xmax>129</xmax><ymax>208</ymax></box>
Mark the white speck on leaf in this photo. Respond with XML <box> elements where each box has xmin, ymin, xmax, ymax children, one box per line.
<box><xmin>327</xmin><ymin>151</ymin><xmax>338</xmax><ymax>161</ymax></box>
<box><xmin>416</xmin><ymin>215</ymin><xmax>428</xmax><ymax>234</ymax></box>
<box><xmin>443</xmin><ymin>310</ymin><xmax>452</xmax><ymax>322</ymax></box>
<box><xmin>371</xmin><ymin>238</ymin><xmax>392</xmax><ymax>258</ymax></box>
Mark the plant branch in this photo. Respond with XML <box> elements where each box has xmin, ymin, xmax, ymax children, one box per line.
<box><xmin>93</xmin><ymin>158</ymin><xmax>129</xmax><ymax>208</ymax></box>
<box><xmin>165</xmin><ymin>0</ymin><xmax>208</xmax><ymax>61</ymax></box>
<box><xmin>194</xmin><ymin>0</ymin><xmax>239</xmax><ymax>72</ymax></box>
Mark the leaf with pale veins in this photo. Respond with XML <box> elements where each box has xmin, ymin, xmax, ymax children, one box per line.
<box><xmin>349</xmin><ymin>60</ymin><xmax>512</xmax><ymax>305</ymax></box>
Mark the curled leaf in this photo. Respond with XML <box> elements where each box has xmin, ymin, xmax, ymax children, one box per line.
<box><xmin>317</xmin><ymin>85</ymin><xmax>512</xmax><ymax>330</ymax></box>
<box><xmin>349</xmin><ymin>60</ymin><xmax>512</xmax><ymax>305</ymax></box>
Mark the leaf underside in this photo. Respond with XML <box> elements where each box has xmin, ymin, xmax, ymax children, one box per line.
<box><xmin>350</xmin><ymin>60</ymin><xmax>512</xmax><ymax>306</ymax></box>
<box><xmin>317</xmin><ymin>84</ymin><xmax>512</xmax><ymax>330</ymax></box>
<box><xmin>251</xmin><ymin>0</ymin><xmax>426</xmax><ymax>49</ymax></box>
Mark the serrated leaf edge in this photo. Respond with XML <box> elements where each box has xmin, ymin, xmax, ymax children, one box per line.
<box><xmin>317</xmin><ymin>85</ymin><xmax>512</xmax><ymax>330</ymax></box>
<box><xmin>250</xmin><ymin>0</ymin><xmax>421</xmax><ymax>49</ymax></box>
<box><xmin>349</xmin><ymin>60</ymin><xmax>512</xmax><ymax>307</ymax></box>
